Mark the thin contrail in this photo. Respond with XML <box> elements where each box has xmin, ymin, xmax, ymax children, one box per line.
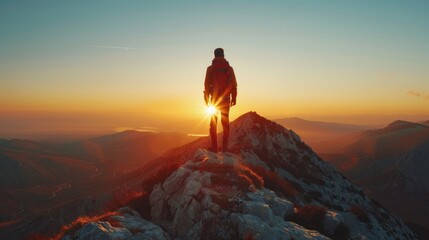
<box><xmin>81</xmin><ymin>44</ymin><xmax>137</xmax><ymax>50</ymax></box>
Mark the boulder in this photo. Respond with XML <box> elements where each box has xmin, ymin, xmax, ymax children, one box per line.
<box><xmin>322</xmin><ymin>211</ymin><xmax>344</xmax><ymax>236</ymax></box>
<box><xmin>269</xmin><ymin>196</ymin><xmax>294</xmax><ymax>219</ymax></box>
<box><xmin>242</xmin><ymin>201</ymin><xmax>273</xmax><ymax>222</ymax></box>
<box><xmin>73</xmin><ymin>221</ymin><xmax>132</xmax><ymax>240</ymax></box>
<box><xmin>230</xmin><ymin>213</ymin><xmax>330</xmax><ymax>240</ymax></box>
<box><xmin>112</xmin><ymin>208</ymin><xmax>171</xmax><ymax>240</ymax></box>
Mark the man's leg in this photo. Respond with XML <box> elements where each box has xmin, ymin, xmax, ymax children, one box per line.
<box><xmin>209</xmin><ymin>112</ymin><xmax>218</xmax><ymax>152</ymax></box>
<box><xmin>220</xmin><ymin>106</ymin><xmax>230</xmax><ymax>151</ymax></box>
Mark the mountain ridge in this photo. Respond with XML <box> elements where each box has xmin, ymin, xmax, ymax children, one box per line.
<box><xmin>274</xmin><ymin>117</ymin><xmax>372</xmax><ymax>154</ymax></box>
<box><xmin>323</xmin><ymin>118</ymin><xmax>429</xmax><ymax>231</ymax></box>
<box><xmin>50</xmin><ymin>112</ymin><xmax>416</xmax><ymax>239</ymax></box>
<box><xmin>0</xmin><ymin>131</ymin><xmax>196</xmax><ymax>239</ymax></box>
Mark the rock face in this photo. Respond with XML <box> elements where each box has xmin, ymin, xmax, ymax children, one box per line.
<box><xmin>149</xmin><ymin>149</ymin><xmax>330</xmax><ymax>239</ymax></box>
<box><xmin>72</xmin><ymin>221</ymin><xmax>132</xmax><ymax>240</ymax></box>
<box><xmin>67</xmin><ymin>112</ymin><xmax>417</xmax><ymax>239</ymax></box>
<box><xmin>61</xmin><ymin>207</ymin><xmax>171</xmax><ymax>240</ymax></box>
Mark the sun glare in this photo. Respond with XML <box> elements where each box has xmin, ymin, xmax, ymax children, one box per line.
<box><xmin>206</xmin><ymin>105</ymin><xmax>217</xmax><ymax>116</ymax></box>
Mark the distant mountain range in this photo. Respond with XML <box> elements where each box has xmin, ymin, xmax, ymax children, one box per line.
<box><xmin>274</xmin><ymin>117</ymin><xmax>373</xmax><ymax>153</ymax></box>
<box><xmin>29</xmin><ymin>112</ymin><xmax>415</xmax><ymax>240</ymax></box>
<box><xmin>1</xmin><ymin>116</ymin><xmax>428</xmax><ymax>239</ymax></box>
<box><xmin>0</xmin><ymin>139</ymin><xmax>97</xmax><ymax>188</ymax></box>
<box><xmin>0</xmin><ymin>131</ymin><xmax>195</xmax><ymax>238</ymax></box>
<box><xmin>56</xmin><ymin>130</ymin><xmax>194</xmax><ymax>176</ymax></box>
<box><xmin>275</xmin><ymin>117</ymin><xmax>429</xmax><ymax>235</ymax></box>
<box><xmin>283</xmin><ymin>119</ymin><xmax>429</xmax><ymax>235</ymax></box>
<box><xmin>0</xmin><ymin>131</ymin><xmax>194</xmax><ymax>188</ymax></box>
<box><xmin>317</xmin><ymin>120</ymin><xmax>429</xmax><ymax>232</ymax></box>
<box><xmin>421</xmin><ymin>120</ymin><xmax>429</xmax><ymax>126</ymax></box>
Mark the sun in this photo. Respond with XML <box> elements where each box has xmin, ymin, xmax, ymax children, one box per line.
<box><xmin>205</xmin><ymin>105</ymin><xmax>217</xmax><ymax>116</ymax></box>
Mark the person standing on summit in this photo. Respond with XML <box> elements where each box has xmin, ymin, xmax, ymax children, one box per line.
<box><xmin>204</xmin><ymin>48</ymin><xmax>237</xmax><ymax>152</ymax></box>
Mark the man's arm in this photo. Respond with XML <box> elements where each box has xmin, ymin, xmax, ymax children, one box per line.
<box><xmin>204</xmin><ymin>66</ymin><xmax>212</xmax><ymax>105</ymax></box>
<box><xmin>230</xmin><ymin>67</ymin><xmax>237</xmax><ymax>106</ymax></box>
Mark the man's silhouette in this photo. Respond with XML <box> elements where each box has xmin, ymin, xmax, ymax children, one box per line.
<box><xmin>204</xmin><ymin>48</ymin><xmax>237</xmax><ymax>152</ymax></box>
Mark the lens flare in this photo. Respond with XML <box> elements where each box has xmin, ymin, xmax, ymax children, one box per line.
<box><xmin>205</xmin><ymin>105</ymin><xmax>217</xmax><ymax>115</ymax></box>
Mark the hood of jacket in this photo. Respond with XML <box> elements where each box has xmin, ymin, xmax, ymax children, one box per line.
<box><xmin>212</xmin><ymin>57</ymin><xmax>230</xmax><ymax>69</ymax></box>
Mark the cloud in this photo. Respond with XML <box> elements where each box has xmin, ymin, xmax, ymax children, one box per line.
<box><xmin>406</xmin><ymin>90</ymin><xmax>429</xmax><ymax>100</ymax></box>
<box><xmin>406</xmin><ymin>90</ymin><xmax>422</xmax><ymax>97</ymax></box>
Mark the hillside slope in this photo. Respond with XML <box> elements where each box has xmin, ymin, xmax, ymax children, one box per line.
<box><xmin>325</xmin><ymin>121</ymin><xmax>429</xmax><ymax>230</ymax></box>
<box><xmin>0</xmin><ymin>131</ymin><xmax>194</xmax><ymax>239</ymax></box>
<box><xmin>56</xmin><ymin>112</ymin><xmax>415</xmax><ymax>239</ymax></box>
<box><xmin>274</xmin><ymin>117</ymin><xmax>371</xmax><ymax>153</ymax></box>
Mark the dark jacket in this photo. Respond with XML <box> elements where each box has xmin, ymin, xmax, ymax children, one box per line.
<box><xmin>204</xmin><ymin>57</ymin><xmax>237</xmax><ymax>106</ymax></box>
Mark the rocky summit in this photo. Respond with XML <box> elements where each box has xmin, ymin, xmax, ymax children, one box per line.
<box><xmin>60</xmin><ymin>112</ymin><xmax>416</xmax><ymax>240</ymax></box>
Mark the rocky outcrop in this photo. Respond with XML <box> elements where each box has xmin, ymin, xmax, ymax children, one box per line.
<box><xmin>149</xmin><ymin>149</ymin><xmax>332</xmax><ymax>239</ymax></box>
<box><xmin>61</xmin><ymin>207</ymin><xmax>171</xmax><ymax>240</ymax></box>
<box><xmin>69</xmin><ymin>222</ymin><xmax>132</xmax><ymax>240</ymax></box>
<box><xmin>65</xmin><ymin>112</ymin><xmax>417</xmax><ymax>240</ymax></box>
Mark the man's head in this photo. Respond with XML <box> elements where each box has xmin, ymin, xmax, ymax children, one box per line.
<box><xmin>214</xmin><ymin>48</ymin><xmax>224</xmax><ymax>57</ymax></box>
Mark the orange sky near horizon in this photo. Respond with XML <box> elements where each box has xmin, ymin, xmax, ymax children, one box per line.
<box><xmin>2</xmin><ymin>72</ymin><xmax>428</xmax><ymax>119</ymax></box>
<box><xmin>1</xmin><ymin>1</ymin><xmax>428</xmax><ymax>138</ymax></box>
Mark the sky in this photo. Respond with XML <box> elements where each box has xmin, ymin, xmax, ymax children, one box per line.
<box><xmin>1</xmin><ymin>1</ymin><xmax>429</xmax><ymax>138</ymax></box>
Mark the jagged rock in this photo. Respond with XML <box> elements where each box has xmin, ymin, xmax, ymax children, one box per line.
<box><xmin>230</xmin><ymin>213</ymin><xmax>330</xmax><ymax>240</ymax></box>
<box><xmin>128</xmin><ymin>231</ymin><xmax>169</xmax><ymax>240</ymax></box>
<box><xmin>66</xmin><ymin>112</ymin><xmax>416</xmax><ymax>240</ymax></box>
<box><xmin>73</xmin><ymin>221</ymin><xmax>132</xmax><ymax>240</ymax></box>
<box><xmin>322</xmin><ymin>211</ymin><xmax>344</xmax><ymax>236</ymax></box>
<box><xmin>151</xmin><ymin>113</ymin><xmax>415</xmax><ymax>239</ymax></box>
<box><xmin>112</xmin><ymin>208</ymin><xmax>171</xmax><ymax>240</ymax></box>
<box><xmin>149</xmin><ymin>148</ymin><xmax>333</xmax><ymax>239</ymax></box>
<box><xmin>201</xmin><ymin>194</ymin><xmax>221</xmax><ymax>213</ymax></box>
<box><xmin>246</xmin><ymin>190</ymin><xmax>294</xmax><ymax>219</ymax></box>
<box><xmin>162</xmin><ymin>167</ymin><xmax>191</xmax><ymax>195</ymax></box>
<box><xmin>284</xmin><ymin>221</ymin><xmax>330</xmax><ymax>240</ymax></box>
<box><xmin>269</xmin><ymin>196</ymin><xmax>294</xmax><ymax>219</ymax></box>
<box><xmin>63</xmin><ymin>207</ymin><xmax>171</xmax><ymax>240</ymax></box>
<box><xmin>150</xmin><ymin>150</ymin><xmax>228</xmax><ymax>238</ymax></box>
<box><xmin>230</xmin><ymin>213</ymin><xmax>280</xmax><ymax>239</ymax></box>
<box><xmin>242</xmin><ymin>201</ymin><xmax>273</xmax><ymax>222</ymax></box>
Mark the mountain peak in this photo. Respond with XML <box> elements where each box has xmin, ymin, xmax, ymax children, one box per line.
<box><xmin>92</xmin><ymin>129</ymin><xmax>154</xmax><ymax>144</ymax></box>
<box><xmin>54</xmin><ymin>112</ymin><xmax>416</xmax><ymax>240</ymax></box>
<box><xmin>231</xmin><ymin>111</ymin><xmax>270</xmax><ymax>128</ymax></box>
<box><xmin>387</xmin><ymin>120</ymin><xmax>414</xmax><ymax>128</ymax></box>
<box><xmin>228</xmin><ymin>111</ymin><xmax>302</xmax><ymax>154</ymax></box>
<box><xmin>384</xmin><ymin>120</ymin><xmax>426</xmax><ymax>132</ymax></box>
